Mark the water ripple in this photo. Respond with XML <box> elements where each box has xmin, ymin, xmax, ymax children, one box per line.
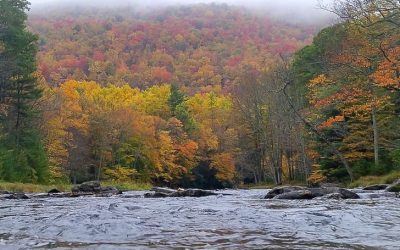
<box><xmin>0</xmin><ymin>189</ymin><xmax>399</xmax><ymax>249</ymax></box>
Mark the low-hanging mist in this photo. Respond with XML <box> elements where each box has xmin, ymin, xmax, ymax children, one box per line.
<box><xmin>29</xmin><ymin>0</ymin><xmax>336</xmax><ymax>24</ymax></box>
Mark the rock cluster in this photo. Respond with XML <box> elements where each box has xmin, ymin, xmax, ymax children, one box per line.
<box><xmin>71</xmin><ymin>181</ymin><xmax>122</xmax><ymax>196</ymax></box>
<box><xmin>264</xmin><ymin>186</ymin><xmax>360</xmax><ymax>200</ymax></box>
<box><xmin>3</xmin><ymin>193</ymin><xmax>30</xmax><ymax>200</ymax></box>
<box><xmin>144</xmin><ymin>187</ymin><xmax>218</xmax><ymax>198</ymax></box>
<box><xmin>0</xmin><ymin>181</ymin><xmax>123</xmax><ymax>200</ymax></box>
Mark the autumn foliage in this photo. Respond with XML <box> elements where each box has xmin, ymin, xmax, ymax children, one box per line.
<box><xmin>3</xmin><ymin>1</ymin><xmax>398</xmax><ymax>186</ymax></box>
<box><xmin>40</xmin><ymin>80</ymin><xmax>238</xmax><ymax>187</ymax></box>
<box><xmin>28</xmin><ymin>5</ymin><xmax>316</xmax><ymax>90</ymax></box>
<box><xmin>293</xmin><ymin>1</ymin><xmax>400</xmax><ymax>181</ymax></box>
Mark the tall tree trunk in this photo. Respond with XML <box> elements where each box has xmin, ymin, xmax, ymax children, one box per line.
<box><xmin>371</xmin><ymin>105</ymin><xmax>379</xmax><ymax>166</ymax></box>
<box><xmin>97</xmin><ymin>154</ymin><xmax>103</xmax><ymax>181</ymax></box>
<box><xmin>300</xmin><ymin>136</ymin><xmax>310</xmax><ymax>181</ymax></box>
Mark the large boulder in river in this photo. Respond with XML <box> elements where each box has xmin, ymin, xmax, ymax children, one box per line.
<box><xmin>273</xmin><ymin>190</ymin><xmax>314</xmax><ymax>200</ymax></box>
<box><xmin>363</xmin><ymin>184</ymin><xmax>389</xmax><ymax>191</ymax></box>
<box><xmin>264</xmin><ymin>186</ymin><xmax>305</xmax><ymax>199</ymax></box>
<box><xmin>72</xmin><ymin>181</ymin><xmax>101</xmax><ymax>193</ymax></box>
<box><xmin>72</xmin><ymin>181</ymin><xmax>121</xmax><ymax>196</ymax></box>
<box><xmin>386</xmin><ymin>179</ymin><xmax>400</xmax><ymax>192</ymax></box>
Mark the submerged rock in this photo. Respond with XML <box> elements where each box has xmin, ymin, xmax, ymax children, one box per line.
<box><xmin>386</xmin><ymin>179</ymin><xmax>400</xmax><ymax>192</ymax></box>
<box><xmin>357</xmin><ymin>192</ymin><xmax>397</xmax><ymax>199</ymax></box>
<box><xmin>4</xmin><ymin>193</ymin><xmax>30</xmax><ymax>200</ymax></box>
<box><xmin>150</xmin><ymin>187</ymin><xmax>176</xmax><ymax>194</ymax></box>
<box><xmin>314</xmin><ymin>193</ymin><xmax>343</xmax><ymax>200</ymax></box>
<box><xmin>144</xmin><ymin>188</ymin><xmax>218</xmax><ymax>198</ymax></box>
<box><xmin>320</xmin><ymin>193</ymin><xmax>343</xmax><ymax>200</ymax></box>
<box><xmin>144</xmin><ymin>192</ymin><xmax>170</xmax><ymax>198</ymax></box>
<box><xmin>363</xmin><ymin>184</ymin><xmax>389</xmax><ymax>191</ymax></box>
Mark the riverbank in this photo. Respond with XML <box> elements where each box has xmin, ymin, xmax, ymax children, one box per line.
<box><xmin>0</xmin><ymin>182</ymin><xmax>71</xmax><ymax>193</ymax></box>
<box><xmin>348</xmin><ymin>171</ymin><xmax>400</xmax><ymax>188</ymax></box>
<box><xmin>0</xmin><ymin>181</ymin><xmax>152</xmax><ymax>193</ymax></box>
<box><xmin>241</xmin><ymin>171</ymin><xmax>400</xmax><ymax>189</ymax></box>
<box><xmin>1</xmin><ymin>171</ymin><xmax>399</xmax><ymax>193</ymax></box>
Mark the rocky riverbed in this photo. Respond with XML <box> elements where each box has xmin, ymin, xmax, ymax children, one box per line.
<box><xmin>0</xmin><ymin>187</ymin><xmax>399</xmax><ymax>249</ymax></box>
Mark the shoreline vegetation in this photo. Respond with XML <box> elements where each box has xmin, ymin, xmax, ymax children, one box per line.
<box><xmin>0</xmin><ymin>181</ymin><xmax>151</xmax><ymax>193</ymax></box>
<box><xmin>1</xmin><ymin>1</ymin><xmax>399</xmax><ymax>191</ymax></box>
<box><xmin>1</xmin><ymin>171</ymin><xmax>399</xmax><ymax>193</ymax></box>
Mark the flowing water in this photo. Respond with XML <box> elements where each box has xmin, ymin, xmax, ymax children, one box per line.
<box><xmin>0</xmin><ymin>189</ymin><xmax>399</xmax><ymax>249</ymax></box>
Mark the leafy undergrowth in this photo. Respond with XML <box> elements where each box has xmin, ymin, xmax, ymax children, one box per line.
<box><xmin>348</xmin><ymin>171</ymin><xmax>400</xmax><ymax>188</ymax></box>
<box><xmin>0</xmin><ymin>181</ymin><xmax>152</xmax><ymax>193</ymax></box>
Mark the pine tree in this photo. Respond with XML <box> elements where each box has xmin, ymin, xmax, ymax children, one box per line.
<box><xmin>168</xmin><ymin>83</ymin><xmax>185</xmax><ymax>114</ymax></box>
<box><xmin>168</xmin><ymin>83</ymin><xmax>196</xmax><ymax>134</ymax></box>
<box><xmin>0</xmin><ymin>0</ymin><xmax>48</xmax><ymax>183</ymax></box>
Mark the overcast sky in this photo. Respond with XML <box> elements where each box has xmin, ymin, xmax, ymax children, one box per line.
<box><xmin>29</xmin><ymin>0</ymin><xmax>332</xmax><ymax>11</ymax></box>
<box><xmin>29</xmin><ymin>0</ymin><xmax>336</xmax><ymax>24</ymax></box>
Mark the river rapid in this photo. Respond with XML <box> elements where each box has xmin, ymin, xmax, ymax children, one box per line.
<box><xmin>0</xmin><ymin>189</ymin><xmax>399</xmax><ymax>249</ymax></box>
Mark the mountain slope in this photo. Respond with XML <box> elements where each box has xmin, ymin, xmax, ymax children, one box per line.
<box><xmin>29</xmin><ymin>4</ymin><xmax>319</xmax><ymax>92</ymax></box>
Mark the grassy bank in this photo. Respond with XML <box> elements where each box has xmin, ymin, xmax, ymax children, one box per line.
<box><xmin>0</xmin><ymin>182</ymin><xmax>72</xmax><ymax>193</ymax></box>
<box><xmin>348</xmin><ymin>171</ymin><xmax>400</xmax><ymax>188</ymax></box>
<box><xmin>0</xmin><ymin>181</ymin><xmax>152</xmax><ymax>193</ymax></box>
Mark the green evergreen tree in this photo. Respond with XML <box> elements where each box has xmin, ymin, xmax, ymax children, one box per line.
<box><xmin>0</xmin><ymin>0</ymin><xmax>48</xmax><ymax>183</ymax></box>
<box><xmin>168</xmin><ymin>83</ymin><xmax>185</xmax><ymax>114</ymax></box>
<box><xmin>168</xmin><ymin>83</ymin><xmax>197</xmax><ymax>134</ymax></box>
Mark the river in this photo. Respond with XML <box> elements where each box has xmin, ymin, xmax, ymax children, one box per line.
<box><xmin>0</xmin><ymin>189</ymin><xmax>399</xmax><ymax>249</ymax></box>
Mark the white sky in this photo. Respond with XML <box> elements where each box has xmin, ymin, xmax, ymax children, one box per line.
<box><xmin>29</xmin><ymin>0</ymin><xmax>330</xmax><ymax>11</ymax></box>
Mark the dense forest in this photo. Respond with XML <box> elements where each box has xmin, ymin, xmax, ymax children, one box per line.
<box><xmin>0</xmin><ymin>0</ymin><xmax>399</xmax><ymax>188</ymax></box>
<box><xmin>28</xmin><ymin>4</ymin><xmax>317</xmax><ymax>90</ymax></box>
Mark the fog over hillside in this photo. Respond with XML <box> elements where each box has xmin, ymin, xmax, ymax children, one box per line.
<box><xmin>29</xmin><ymin>0</ymin><xmax>336</xmax><ymax>24</ymax></box>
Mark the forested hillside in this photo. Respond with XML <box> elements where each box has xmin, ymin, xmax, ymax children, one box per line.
<box><xmin>1</xmin><ymin>0</ymin><xmax>399</xmax><ymax>188</ymax></box>
<box><xmin>24</xmin><ymin>3</ymin><xmax>320</xmax><ymax>187</ymax></box>
<box><xmin>28</xmin><ymin>4</ymin><xmax>317</xmax><ymax>91</ymax></box>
